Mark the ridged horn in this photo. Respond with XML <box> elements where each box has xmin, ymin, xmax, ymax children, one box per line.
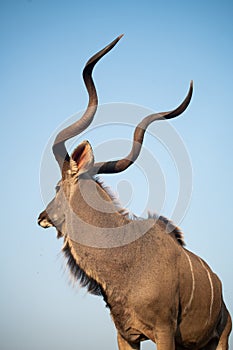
<box><xmin>92</xmin><ymin>80</ymin><xmax>193</xmax><ymax>174</ymax></box>
<box><xmin>52</xmin><ymin>35</ymin><xmax>124</xmax><ymax>172</ymax></box>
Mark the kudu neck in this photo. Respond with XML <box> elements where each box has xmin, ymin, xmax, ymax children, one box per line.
<box><xmin>66</xmin><ymin>175</ymin><xmax>131</xmax><ymax>248</ymax></box>
<box><xmin>74</xmin><ymin>175</ymin><xmax>128</xmax><ymax>226</ymax></box>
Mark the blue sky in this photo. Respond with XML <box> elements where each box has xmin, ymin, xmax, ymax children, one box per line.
<box><xmin>1</xmin><ymin>1</ymin><xmax>233</xmax><ymax>349</ymax></box>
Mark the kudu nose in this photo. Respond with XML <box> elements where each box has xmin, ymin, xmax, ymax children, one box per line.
<box><xmin>38</xmin><ymin>211</ymin><xmax>53</xmax><ymax>229</ymax></box>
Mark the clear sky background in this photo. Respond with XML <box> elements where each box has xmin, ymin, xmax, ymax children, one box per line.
<box><xmin>1</xmin><ymin>1</ymin><xmax>233</xmax><ymax>349</ymax></box>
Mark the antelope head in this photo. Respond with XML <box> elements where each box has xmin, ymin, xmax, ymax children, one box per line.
<box><xmin>38</xmin><ymin>35</ymin><xmax>193</xmax><ymax>241</ymax></box>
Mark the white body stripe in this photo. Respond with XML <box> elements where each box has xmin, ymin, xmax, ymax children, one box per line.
<box><xmin>199</xmin><ymin>258</ymin><xmax>214</xmax><ymax>324</ymax></box>
<box><xmin>183</xmin><ymin>250</ymin><xmax>195</xmax><ymax>314</ymax></box>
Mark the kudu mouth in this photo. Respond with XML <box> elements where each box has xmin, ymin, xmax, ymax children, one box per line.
<box><xmin>38</xmin><ymin>211</ymin><xmax>64</xmax><ymax>240</ymax></box>
<box><xmin>38</xmin><ymin>211</ymin><xmax>54</xmax><ymax>229</ymax></box>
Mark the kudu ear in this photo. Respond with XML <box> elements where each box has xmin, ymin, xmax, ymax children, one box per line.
<box><xmin>70</xmin><ymin>141</ymin><xmax>94</xmax><ymax>176</ymax></box>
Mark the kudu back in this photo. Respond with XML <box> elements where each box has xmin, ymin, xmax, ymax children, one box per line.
<box><xmin>38</xmin><ymin>36</ymin><xmax>231</xmax><ymax>350</ymax></box>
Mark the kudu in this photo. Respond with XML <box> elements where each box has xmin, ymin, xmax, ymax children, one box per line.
<box><xmin>38</xmin><ymin>35</ymin><xmax>231</xmax><ymax>349</ymax></box>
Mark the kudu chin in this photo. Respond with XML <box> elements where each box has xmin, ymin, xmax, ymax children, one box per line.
<box><xmin>38</xmin><ymin>35</ymin><xmax>231</xmax><ymax>350</ymax></box>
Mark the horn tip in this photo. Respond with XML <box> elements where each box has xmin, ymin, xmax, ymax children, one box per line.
<box><xmin>118</xmin><ymin>34</ymin><xmax>124</xmax><ymax>40</ymax></box>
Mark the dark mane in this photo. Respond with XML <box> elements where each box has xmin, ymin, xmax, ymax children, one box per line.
<box><xmin>94</xmin><ymin>176</ymin><xmax>131</xmax><ymax>218</ymax></box>
<box><xmin>95</xmin><ymin>176</ymin><xmax>185</xmax><ymax>246</ymax></box>
<box><xmin>62</xmin><ymin>241</ymin><xmax>103</xmax><ymax>296</ymax></box>
<box><xmin>148</xmin><ymin>212</ymin><xmax>185</xmax><ymax>246</ymax></box>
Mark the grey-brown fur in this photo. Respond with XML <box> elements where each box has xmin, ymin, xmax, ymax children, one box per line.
<box><xmin>62</xmin><ymin>201</ymin><xmax>184</xmax><ymax>298</ymax></box>
<box><xmin>38</xmin><ymin>36</ymin><xmax>231</xmax><ymax>349</ymax></box>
